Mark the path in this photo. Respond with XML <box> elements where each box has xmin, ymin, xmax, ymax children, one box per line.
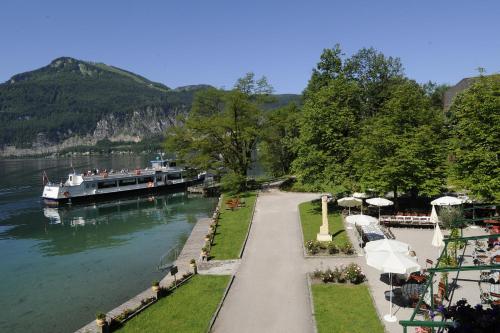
<box><xmin>213</xmin><ymin>190</ymin><xmax>318</xmax><ymax>333</ymax></box>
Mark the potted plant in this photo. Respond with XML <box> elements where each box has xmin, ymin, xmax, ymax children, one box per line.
<box><xmin>95</xmin><ymin>312</ymin><xmax>106</xmax><ymax>327</ymax></box>
<box><xmin>151</xmin><ymin>280</ymin><xmax>160</xmax><ymax>293</ymax></box>
<box><xmin>201</xmin><ymin>246</ymin><xmax>209</xmax><ymax>259</ymax></box>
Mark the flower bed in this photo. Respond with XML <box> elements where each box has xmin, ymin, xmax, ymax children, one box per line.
<box><xmin>305</xmin><ymin>240</ymin><xmax>354</xmax><ymax>256</ymax></box>
<box><xmin>310</xmin><ymin>263</ymin><xmax>365</xmax><ymax>285</ymax></box>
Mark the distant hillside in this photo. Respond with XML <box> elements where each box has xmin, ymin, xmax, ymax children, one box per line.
<box><xmin>444</xmin><ymin>74</ymin><xmax>500</xmax><ymax>111</ymax></box>
<box><xmin>0</xmin><ymin>57</ymin><xmax>299</xmax><ymax>156</ymax></box>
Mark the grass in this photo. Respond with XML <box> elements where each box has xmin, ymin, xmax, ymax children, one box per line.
<box><xmin>312</xmin><ymin>283</ymin><xmax>384</xmax><ymax>333</ymax></box>
<box><xmin>209</xmin><ymin>192</ymin><xmax>257</xmax><ymax>260</ymax></box>
<box><xmin>299</xmin><ymin>200</ymin><xmax>350</xmax><ymax>246</ymax></box>
<box><xmin>120</xmin><ymin>275</ymin><xmax>230</xmax><ymax>333</ymax></box>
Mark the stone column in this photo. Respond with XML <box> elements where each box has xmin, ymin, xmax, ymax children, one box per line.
<box><xmin>317</xmin><ymin>195</ymin><xmax>332</xmax><ymax>241</ymax></box>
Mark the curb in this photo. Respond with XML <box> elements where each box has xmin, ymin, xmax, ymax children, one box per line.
<box><xmin>207</xmin><ymin>275</ymin><xmax>236</xmax><ymax>333</ymax></box>
<box><xmin>238</xmin><ymin>191</ymin><xmax>259</xmax><ymax>259</ymax></box>
<box><xmin>306</xmin><ymin>274</ymin><xmax>318</xmax><ymax>333</ymax></box>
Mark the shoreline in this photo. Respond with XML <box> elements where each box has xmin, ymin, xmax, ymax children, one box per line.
<box><xmin>75</xmin><ymin>197</ymin><xmax>220</xmax><ymax>333</ymax></box>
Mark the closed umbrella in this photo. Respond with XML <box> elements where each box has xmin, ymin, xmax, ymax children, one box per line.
<box><xmin>430</xmin><ymin>205</ymin><xmax>439</xmax><ymax>224</ymax></box>
<box><xmin>366</xmin><ymin>251</ymin><xmax>421</xmax><ymax>322</ymax></box>
<box><xmin>366</xmin><ymin>197</ymin><xmax>394</xmax><ymax>219</ymax></box>
<box><xmin>431</xmin><ymin>196</ymin><xmax>463</xmax><ymax>206</ymax></box>
<box><xmin>364</xmin><ymin>239</ymin><xmax>410</xmax><ymax>254</ymax></box>
<box><xmin>432</xmin><ymin>222</ymin><xmax>444</xmax><ymax>258</ymax></box>
<box><xmin>345</xmin><ymin>214</ymin><xmax>378</xmax><ymax>226</ymax></box>
<box><xmin>338</xmin><ymin>197</ymin><xmax>362</xmax><ymax>215</ymax></box>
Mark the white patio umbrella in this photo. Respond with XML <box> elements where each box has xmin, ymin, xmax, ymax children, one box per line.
<box><xmin>345</xmin><ymin>214</ymin><xmax>378</xmax><ymax>226</ymax></box>
<box><xmin>364</xmin><ymin>239</ymin><xmax>410</xmax><ymax>254</ymax></box>
<box><xmin>366</xmin><ymin>251</ymin><xmax>421</xmax><ymax>322</ymax></box>
<box><xmin>337</xmin><ymin>197</ymin><xmax>362</xmax><ymax>215</ymax></box>
<box><xmin>430</xmin><ymin>205</ymin><xmax>439</xmax><ymax>224</ymax></box>
<box><xmin>432</xmin><ymin>218</ymin><xmax>444</xmax><ymax>258</ymax></box>
<box><xmin>431</xmin><ymin>196</ymin><xmax>463</xmax><ymax>206</ymax></box>
<box><xmin>366</xmin><ymin>197</ymin><xmax>394</xmax><ymax>219</ymax></box>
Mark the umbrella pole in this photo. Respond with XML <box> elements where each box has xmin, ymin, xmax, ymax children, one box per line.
<box><xmin>378</xmin><ymin>206</ymin><xmax>381</xmax><ymax>220</ymax></box>
<box><xmin>348</xmin><ymin>207</ymin><xmax>351</xmax><ymax>215</ymax></box>
<box><xmin>384</xmin><ymin>272</ymin><xmax>397</xmax><ymax>322</ymax></box>
<box><xmin>389</xmin><ymin>272</ymin><xmax>393</xmax><ymax>317</ymax></box>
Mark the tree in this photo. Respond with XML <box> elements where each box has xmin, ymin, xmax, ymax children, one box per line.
<box><xmin>449</xmin><ymin>75</ymin><xmax>500</xmax><ymax>201</ymax></box>
<box><xmin>343</xmin><ymin>47</ymin><xmax>404</xmax><ymax>118</ymax></box>
<box><xmin>258</xmin><ymin>103</ymin><xmax>301</xmax><ymax>177</ymax></box>
<box><xmin>165</xmin><ymin>73</ymin><xmax>273</xmax><ymax>191</ymax></box>
<box><xmin>351</xmin><ymin>80</ymin><xmax>446</xmax><ymax>205</ymax></box>
<box><xmin>292</xmin><ymin>75</ymin><xmax>361</xmax><ymax>192</ymax></box>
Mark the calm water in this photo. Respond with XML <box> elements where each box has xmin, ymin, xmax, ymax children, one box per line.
<box><xmin>0</xmin><ymin>156</ymin><xmax>217</xmax><ymax>333</ymax></box>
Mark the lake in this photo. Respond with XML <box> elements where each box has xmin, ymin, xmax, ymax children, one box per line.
<box><xmin>0</xmin><ymin>155</ymin><xmax>217</xmax><ymax>333</ymax></box>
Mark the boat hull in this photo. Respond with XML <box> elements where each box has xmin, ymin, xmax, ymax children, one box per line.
<box><xmin>42</xmin><ymin>180</ymin><xmax>201</xmax><ymax>205</ymax></box>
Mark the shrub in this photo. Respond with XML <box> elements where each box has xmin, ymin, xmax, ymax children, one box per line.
<box><xmin>344</xmin><ymin>263</ymin><xmax>365</xmax><ymax>284</ymax></box>
<box><xmin>312</xmin><ymin>269</ymin><xmax>323</xmax><ymax>279</ymax></box>
<box><xmin>327</xmin><ymin>242</ymin><xmax>339</xmax><ymax>254</ymax></box>
<box><xmin>322</xmin><ymin>268</ymin><xmax>335</xmax><ymax>283</ymax></box>
<box><xmin>151</xmin><ymin>280</ymin><xmax>160</xmax><ymax>287</ymax></box>
<box><xmin>340</xmin><ymin>242</ymin><xmax>354</xmax><ymax>255</ymax></box>
<box><xmin>306</xmin><ymin>240</ymin><xmax>321</xmax><ymax>254</ymax></box>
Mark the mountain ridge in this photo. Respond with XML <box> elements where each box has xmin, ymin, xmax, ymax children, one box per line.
<box><xmin>0</xmin><ymin>57</ymin><xmax>299</xmax><ymax>156</ymax></box>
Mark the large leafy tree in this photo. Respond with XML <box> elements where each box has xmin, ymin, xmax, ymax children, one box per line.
<box><xmin>449</xmin><ymin>75</ymin><xmax>500</xmax><ymax>201</ymax></box>
<box><xmin>165</xmin><ymin>73</ymin><xmax>273</xmax><ymax>190</ymax></box>
<box><xmin>351</xmin><ymin>80</ymin><xmax>446</xmax><ymax>204</ymax></box>
<box><xmin>259</xmin><ymin>103</ymin><xmax>301</xmax><ymax>177</ymax></box>
<box><xmin>292</xmin><ymin>75</ymin><xmax>361</xmax><ymax>192</ymax></box>
<box><xmin>294</xmin><ymin>45</ymin><xmax>405</xmax><ymax>193</ymax></box>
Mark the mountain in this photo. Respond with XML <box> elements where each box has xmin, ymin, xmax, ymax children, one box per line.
<box><xmin>444</xmin><ymin>74</ymin><xmax>500</xmax><ymax>111</ymax></box>
<box><xmin>0</xmin><ymin>57</ymin><xmax>300</xmax><ymax>156</ymax></box>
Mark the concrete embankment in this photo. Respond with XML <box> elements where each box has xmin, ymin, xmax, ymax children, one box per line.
<box><xmin>75</xmin><ymin>202</ymin><xmax>219</xmax><ymax>333</ymax></box>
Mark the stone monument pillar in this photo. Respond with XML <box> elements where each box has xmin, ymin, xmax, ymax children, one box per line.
<box><xmin>317</xmin><ymin>195</ymin><xmax>332</xmax><ymax>241</ymax></box>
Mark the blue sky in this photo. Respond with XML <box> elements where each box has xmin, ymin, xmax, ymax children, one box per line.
<box><xmin>1</xmin><ymin>1</ymin><xmax>499</xmax><ymax>93</ymax></box>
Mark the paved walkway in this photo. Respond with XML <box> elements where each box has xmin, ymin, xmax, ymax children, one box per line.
<box><xmin>213</xmin><ymin>190</ymin><xmax>318</xmax><ymax>333</ymax></box>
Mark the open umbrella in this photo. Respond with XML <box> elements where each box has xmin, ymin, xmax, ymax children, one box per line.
<box><xmin>345</xmin><ymin>214</ymin><xmax>378</xmax><ymax>226</ymax></box>
<box><xmin>364</xmin><ymin>239</ymin><xmax>410</xmax><ymax>254</ymax></box>
<box><xmin>431</xmin><ymin>196</ymin><xmax>463</xmax><ymax>206</ymax></box>
<box><xmin>366</xmin><ymin>197</ymin><xmax>394</xmax><ymax>219</ymax></box>
<box><xmin>366</xmin><ymin>251</ymin><xmax>421</xmax><ymax>322</ymax></box>
<box><xmin>353</xmin><ymin>192</ymin><xmax>369</xmax><ymax>199</ymax></box>
<box><xmin>337</xmin><ymin>197</ymin><xmax>362</xmax><ymax>215</ymax></box>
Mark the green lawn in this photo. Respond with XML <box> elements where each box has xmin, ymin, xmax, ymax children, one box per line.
<box><xmin>312</xmin><ymin>283</ymin><xmax>384</xmax><ymax>333</ymax></box>
<box><xmin>120</xmin><ymin>275</ymin><xmax>230</xmax><ymax>333</ymax></box>
<box><xmin>209</xmin><ymin>192</ymin><xmax>257</xmax><ymax>260</ymax></box>
<box><xmin>299</xmin><ymin>201</ymin><xmax>350</xmax><ymax>246</ymax></box>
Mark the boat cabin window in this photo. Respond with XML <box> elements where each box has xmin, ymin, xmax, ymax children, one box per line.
<box><xmin>137</xmin><ymin>177</ymin><xmax>154</xmax><ymax>184</ymax></box>
<box><xmin>119</xmin><ymin>178</ymin><xmax>137</xmax><ymax>187</ymax></box>
<box><xmin>69</xmin><ymin>175</ymin><xmax>73</xmax><ymax>182</ymax></box>
<box><xmin>167</xmin><ymin>173</ymin><xmax>182</xmax><ymax>180</ymax></box>
<box><xmin>97</xmin><ymin>180</ymin><xmax>117</xmax><ymax>189</ymax></box>
<box><xmin>156</xmin><ymin>176</ymin><xmax>162</xmax><ymax>182</ymax></box>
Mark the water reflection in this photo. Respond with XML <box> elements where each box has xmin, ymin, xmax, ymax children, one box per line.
<box><xmin>1</xmin><ymin>192</ymin><xmax>206</xmax><ymax>256</ymax></box>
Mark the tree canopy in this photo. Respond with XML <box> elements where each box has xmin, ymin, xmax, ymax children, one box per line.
<box><xmin>448</xmin><ymin>75</ymin><xmax>500</xmax><ymax>201</ymax></box>
<box><xmin>165</xmin><ymin>73</ymin><xmax>273</xmax><ymax>190</ymax></box>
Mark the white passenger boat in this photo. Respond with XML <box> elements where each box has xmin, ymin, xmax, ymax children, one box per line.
<box><xmin>42</xmin><ymin>158</ymin><xmax>201</xmax><ymax>204</ymax></box>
